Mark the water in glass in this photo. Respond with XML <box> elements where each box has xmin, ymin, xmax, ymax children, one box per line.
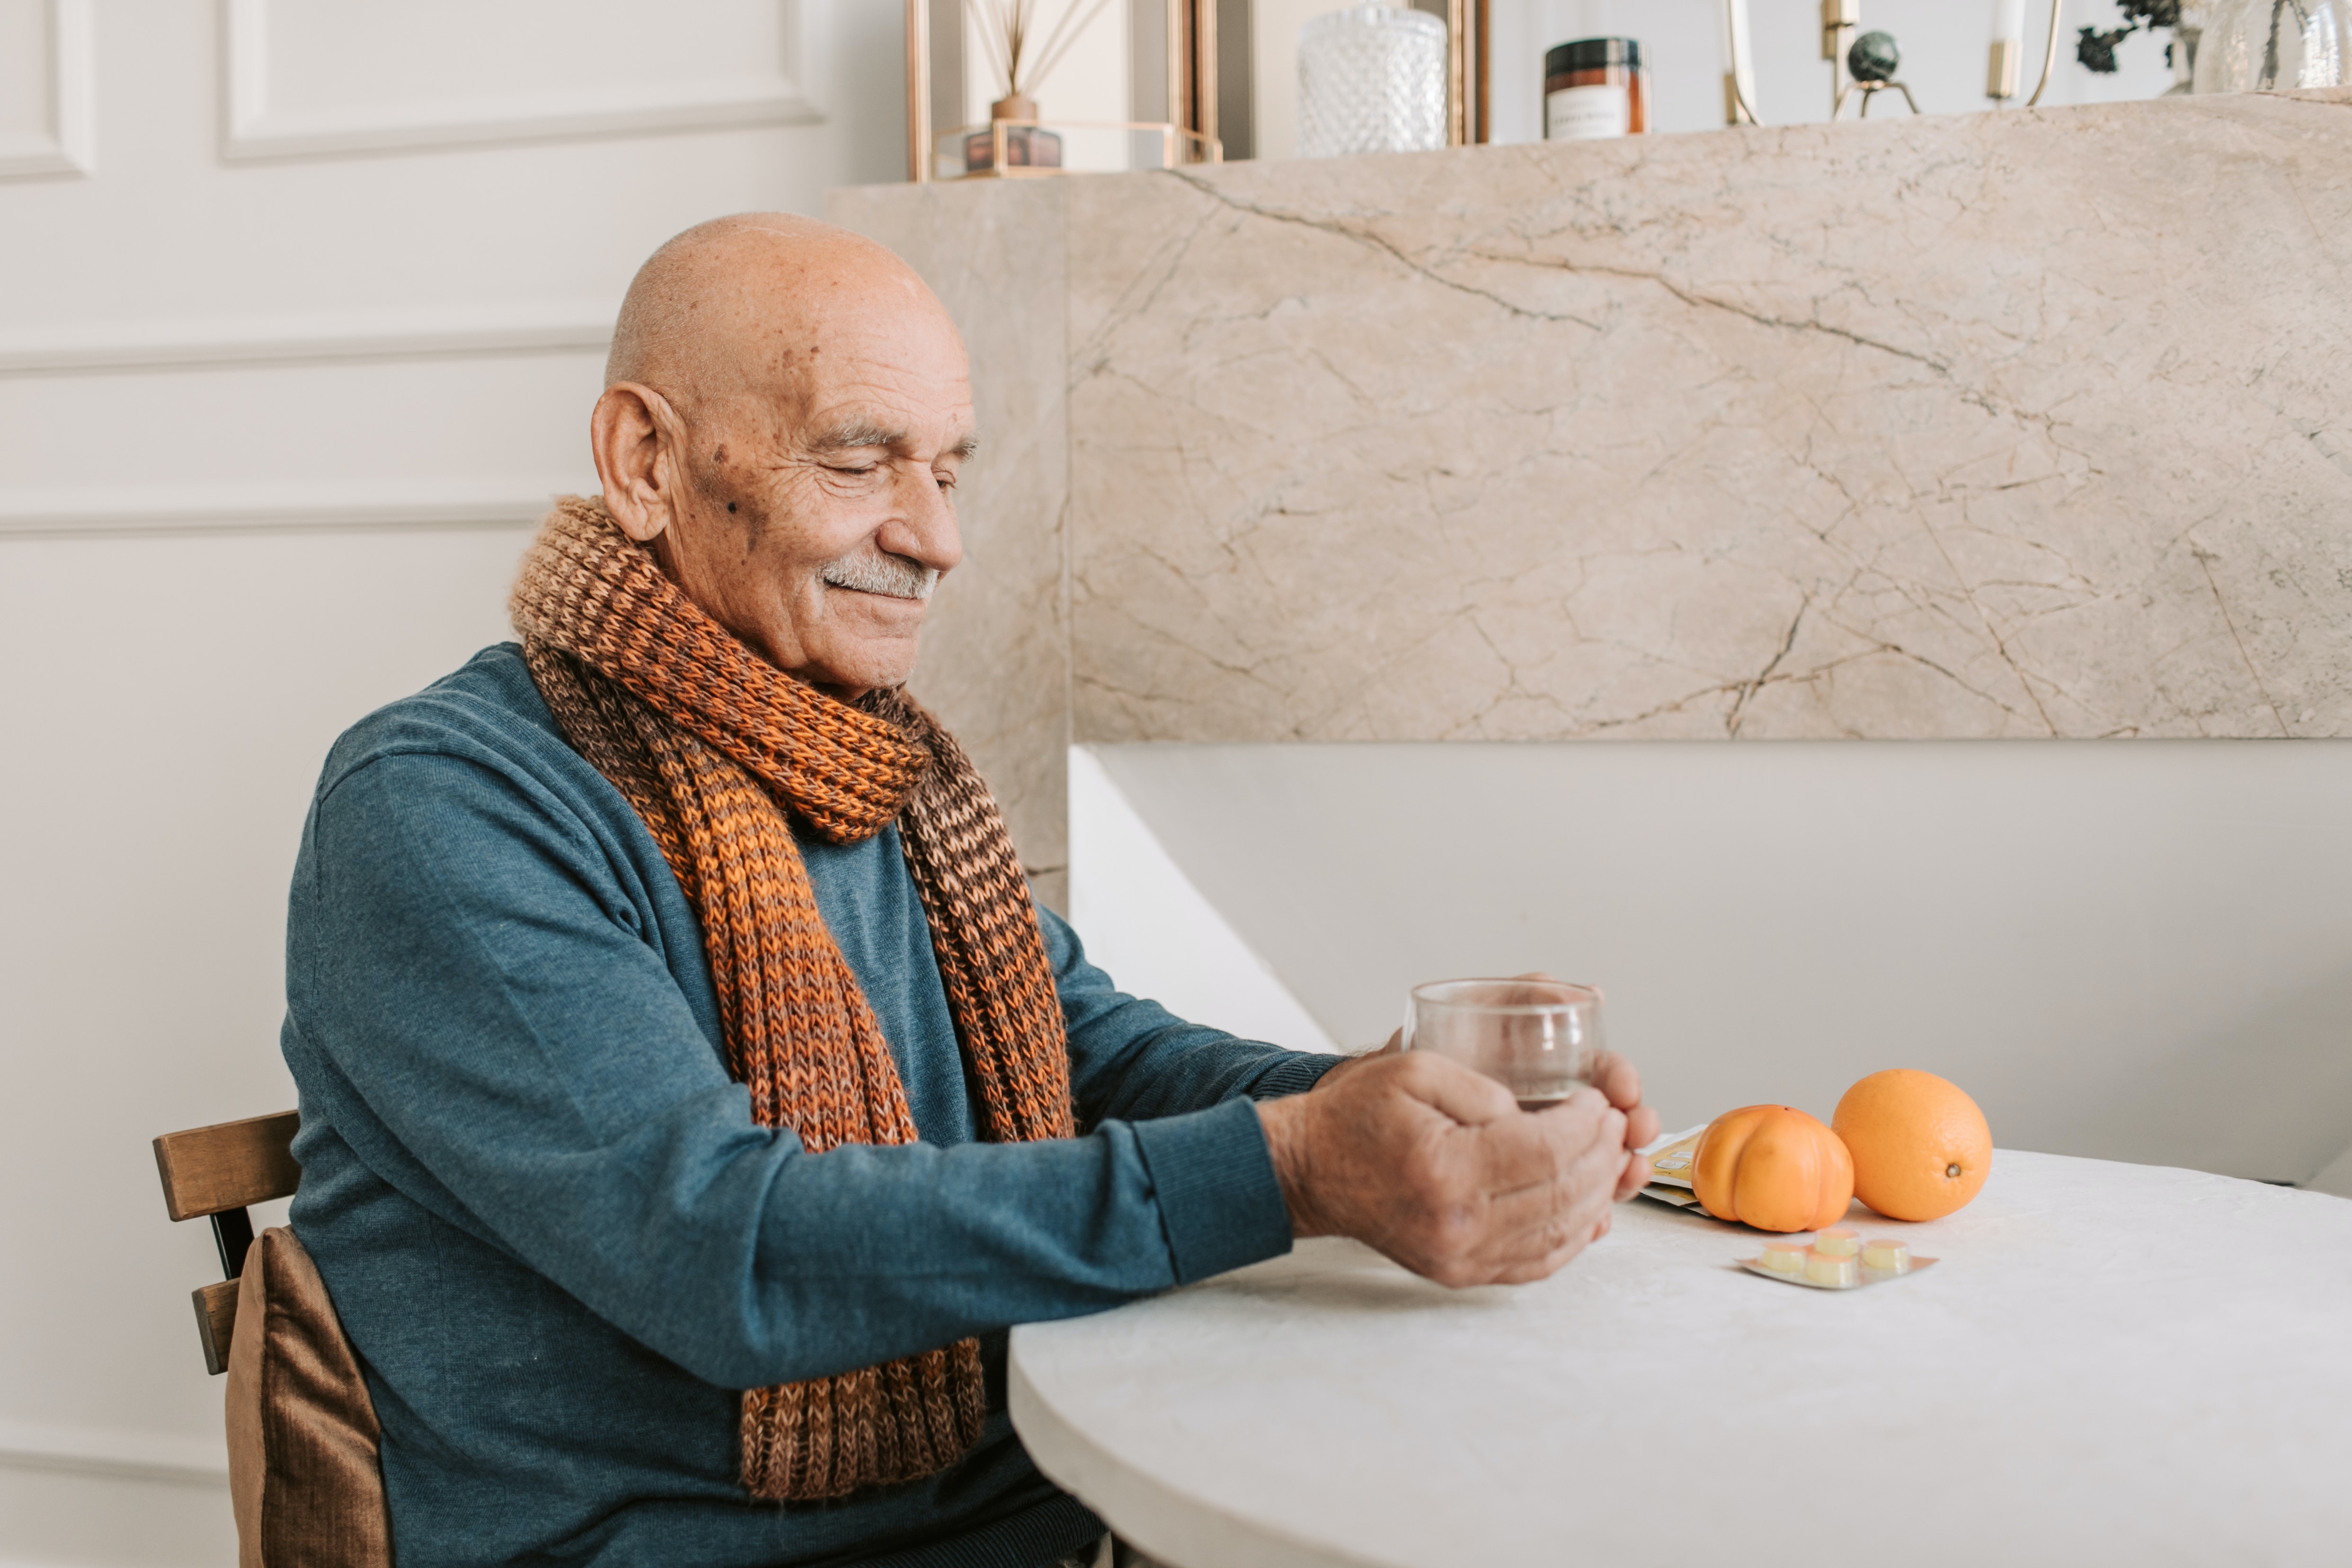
<box><xmin>1402</xmin><ymin>978</ymin><xmax>1605</xmax><ymax>1109</ymax></box>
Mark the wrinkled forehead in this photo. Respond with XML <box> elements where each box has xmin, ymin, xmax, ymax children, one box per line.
<box><xmin>719</xmin><ymin>256</ymin><xmax>971</xmax><ymax>433</ymax></box>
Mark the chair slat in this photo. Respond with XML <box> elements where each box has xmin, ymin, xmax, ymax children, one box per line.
<box><xmin>193</xmin><ymin>1278</ymin><xmax>240</xmax><ymax>1376</ymax></box>
<box><xmin>213</xmin><ymin>1207</ymin><xmax>257</xmax><ymax>1279</ymax></box>
<box><xmin>154</xmin><ymin>1111</ymin><xmax>300</xmax><ymax>1222</ymax></box>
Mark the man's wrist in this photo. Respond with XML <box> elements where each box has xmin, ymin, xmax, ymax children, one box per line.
<box><xmin>1311</xmin><ymin>1032</ymin><xmax>1401</xmax><ymax>1094</ymax></box>
<box><xmin>1132</xmin><ymin>1099</ymin><xmax>1297</xmax><ymax>1282</ymax></box>
<box><xmin>1256</xmin><ymin>1096</ymin><xmax>1328</xmax><ymax>1239</ymax></box>
<box><xmin>1308</xmin><ymin>1054</ymin><xmax>1369</xmax><ymax>1092</ymax></box>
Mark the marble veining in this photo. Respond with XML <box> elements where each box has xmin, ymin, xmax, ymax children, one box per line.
<box><xmin>831</xmin><ymin>177</ymin><xmax>1075</xmax><ymax>906</ymax></box>
<box><xmin>834</xmin><ymin>90</ymin><xmax>2352</xmax><ymax>880</ymax></box>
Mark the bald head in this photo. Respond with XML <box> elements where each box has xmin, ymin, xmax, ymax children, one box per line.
<box><xmin>587</xmin><ymin>213</ymin><xmax>976</xmax><ymax>700</ymax></box>
<box><xmin>606</xmin><ymin>213</ymin><xmax>949</xmax><ymax>403</ymax></box>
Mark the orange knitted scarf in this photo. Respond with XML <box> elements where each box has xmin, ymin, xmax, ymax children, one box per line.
<box><xmin>509</xmin><ymin>496</ymin><xmax>1075</xmax><ymax>1501</ymax></box>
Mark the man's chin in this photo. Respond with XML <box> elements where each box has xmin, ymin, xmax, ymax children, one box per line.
<box><xmin>824</xmin><ymin>585</ymin><xmax>932</xmax><ymax>625</ymax></box>
<box><xmin>804</xmin><ymin>634</ymin><xmax>924</xmax><ymax>699</ymax></box>
<box><xmin>793</xmin><ymin>591</ymin><xmax>930</xmax><ymax>692</ymax></box>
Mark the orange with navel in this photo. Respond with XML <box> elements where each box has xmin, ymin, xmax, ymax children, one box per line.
<box><xmin>1691</xmin><ymin>1105</ymin><xmax>1854</xmax><ymax>1233</ymax></box>
<box><xmin>1833</xmin><ymin>1069</ymin><xmax>1992</xmax><ymax>1221</ymax></box>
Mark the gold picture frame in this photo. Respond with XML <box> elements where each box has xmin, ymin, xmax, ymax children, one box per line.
<box><xmin>906</xmin><ymin>0</ymin><xmax>1489</xmax><ymax>180</ymax></box>
<box><xmin>905</xmin><ymin>0</ymin><xmax>1228</xmax><ymax>180</ymax></box>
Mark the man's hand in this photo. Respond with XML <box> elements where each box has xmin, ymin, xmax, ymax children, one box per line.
<box><xmin>1259</xmin><ymin>1051</ymin><xmax>1657</xmax><ymax>1289</ymax></box>
<box><xmin>1588</xmin><ymin>1049</ymin><xmax>1662</xmax><ymax>1168</ymax></box>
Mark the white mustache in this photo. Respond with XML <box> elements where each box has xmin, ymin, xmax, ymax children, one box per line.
<box><xmin>819</xmin><ymin>552</ymin><xmax>938</xmax><ymax>601</ymax></box>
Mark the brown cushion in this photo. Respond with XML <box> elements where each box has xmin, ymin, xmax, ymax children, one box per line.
<box><xmin>225</xmin><ymin>1226</ymin><xmax>393</xmax><ymax>1568</ymax></box>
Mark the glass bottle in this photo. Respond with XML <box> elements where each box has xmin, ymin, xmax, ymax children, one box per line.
<box><xmin>2193</xmin><ymin>0</ymin><xmax>2348</xmax><ymax>90</ymax></box>
<box><xmin>964</xmin><ymin>93</ymin><xmax>1064</xmax><ymax>176</ymax></box>
<box><xmin>1544</xmin><ymin>38</ymin><xmax>1648</xmax><ymax>141</ymax></box>
<box><xmin>1297</xmin><ymin>0</ymin><xmax>1448</xmax><ymax>159</ymax></box>
<box><xmin>2166</xmin><ymin>1</ymin><xmax>2213</xmax><ymax>93</ymax></box>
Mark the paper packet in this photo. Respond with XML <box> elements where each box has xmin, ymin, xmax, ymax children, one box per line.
<box><xmin>1633</xmin><ymin>1125</ymin><xmax>1707</xmax><ymax>1211</ymax></box>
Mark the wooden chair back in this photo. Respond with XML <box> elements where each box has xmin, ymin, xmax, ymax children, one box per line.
<box><xmin>153</xmin><ymin>1110</ymin><xmax>301</xmax><ymax>1374</ymax></box>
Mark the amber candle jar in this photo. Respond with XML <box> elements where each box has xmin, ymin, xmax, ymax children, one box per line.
<box><xmin>1543</xmin><ymin>37</ymin><xmax>1647</xmax><ymax>141</ymax></box>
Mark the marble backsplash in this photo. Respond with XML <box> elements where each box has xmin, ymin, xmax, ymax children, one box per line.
<box><xmin>833</xmin><ymin>90</ymin><xmax>2352</xmax><ymax>893</ymax></box>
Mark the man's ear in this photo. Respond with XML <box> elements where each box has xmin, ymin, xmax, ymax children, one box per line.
<box><xmin>590</xmin><ymin>383</ymin><xmax>687</xmax><ymax>543</ymax></box>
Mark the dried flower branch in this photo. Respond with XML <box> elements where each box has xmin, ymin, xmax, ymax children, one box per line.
<box><xmin>963</xmin><ymin>0</ymin><xmax>1120</xmax><ymax>103</ymax></box>
<box><xmin>2076</xmin><ymin>0</ymin><xmax>2187</xmax><ymax>71</ymax></box>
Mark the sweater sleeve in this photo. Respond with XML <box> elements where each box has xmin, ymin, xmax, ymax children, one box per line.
<box><xmin>286</xmin><ymin>747</ymin><xmax>1297</xmax><ymax>1391</ymax></box>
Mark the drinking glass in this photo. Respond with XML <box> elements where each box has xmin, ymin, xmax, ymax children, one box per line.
<box><xmin>1402</xmin><ymin>977</ymin><xmax>1606</xmax><ymax>1110</ymax></box>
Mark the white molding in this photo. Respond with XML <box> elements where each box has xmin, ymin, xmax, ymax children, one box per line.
<box><xmin>0</xmin><ymin>0</ymin><xmax>96</xmax><ymax>179</ymax></box>
<box><xmin>0</xmin><ymin>304</ymin><xmax>615</xmax><ymax>377</ymax></box>
<box><xmin>0</xmin><ymin>1418</ymin><xmax>227</xmax><ymax>1487</ymax></box>
<box><xmin>0</xmin><ymin>484</ymin><xmax>570</xmax><ymax>539</ymax></box>
<box><xmin>219</xmin><ymin>0</ymin><xmax>822</xmax><ymax>162</ymax></box>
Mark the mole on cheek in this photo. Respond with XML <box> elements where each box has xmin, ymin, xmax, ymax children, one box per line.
<box><xmin>728</xmin><ymin>502</ymin><xmax>738</xmax><ymax>513</ymax></box>
<box><xmin>712</xmin><ymin>444</ymin><xmax>729</xmax><ymax>465</ymax></box>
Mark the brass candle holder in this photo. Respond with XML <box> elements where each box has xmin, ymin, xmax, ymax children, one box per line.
<box><xmin>1719</xmin><ymin>0</ymin><xmax>2068</xmax><ymax>126</ymax></box>
<box><xmin>1990</xmin><ymin>0</ymin><xmax>2068</xmax><ymax>105</ymax></box>
<box><xmin>1821</xmin><ymin>0</ymin><xmax>1860</xmax><ymax>116</ymax></box>
<box><xmin>904</xmin><ymin>0</ymin><xmax>1224</xmax><ymax>181</ymax></box>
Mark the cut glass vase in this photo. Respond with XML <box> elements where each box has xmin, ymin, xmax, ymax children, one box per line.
<box><xmin>1297</xmin><ymin>0</ymin><xmax>1447</xmax><ymax>159</ymax></box>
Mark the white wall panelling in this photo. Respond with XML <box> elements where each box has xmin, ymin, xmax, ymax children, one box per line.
<box><xmin>0</xmin><ymin>351</ymin><xmax>607</xmax><ymax>538</ymax></box>
<box><xmin>1</xmin><ymin>0</ymin><xmax>905</xmax><ymax>1556</ymax></box>
<box><xmin>0</xmin><ymin>1417</ymin><xmax>231</xmax><ymax>1485</ymax></box>
<box><xmin>0</xmin><ymin>486</ymin><xmax>573</xmax><ymax>539</ymax></box>
<box><xmin>0</xmin><ymin>303</ymin><xmax>613</xmax><ymax>376</ymax></box>
<box><xmin>0</xmin><ymin>0</ymin><xmax>94</xmax><ymax>178</ymax></box>
<box><xmin>1</xmin><ymin>1467</ymin><xmax>240</xmax><ymax>1568</ymax></box>
<box><xmin>0</xmin><ymin>309</ymin><xmax>614</xmax><ymax>537</ymax></box>
<box><xmin>220</xmin><ymin>0</ymin><xmax>822</xmax><ymax>160</ymax></box>
<box><xmin>0</xmin><ymin>527</ymin><xmax>532</xmax><ymax>1546</ymax></box>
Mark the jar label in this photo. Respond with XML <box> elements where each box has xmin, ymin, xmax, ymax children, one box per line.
<box><xmin>1546</xmin><ymin>84</ymin><xmax>1631</xmax><ymax>140</ymax></box>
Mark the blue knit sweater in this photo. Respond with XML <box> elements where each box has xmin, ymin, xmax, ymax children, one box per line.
<box><xmin>280</xmin><ymin>645</ymin><xmax>1336</xmax><ymax>1568</ymax></box>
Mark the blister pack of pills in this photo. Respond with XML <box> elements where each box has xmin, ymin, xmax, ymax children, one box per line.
<box><xmin>1738</xmin><ymin>1226</ymin><xmax>1938</xmax><ymax>1290</ymax></box>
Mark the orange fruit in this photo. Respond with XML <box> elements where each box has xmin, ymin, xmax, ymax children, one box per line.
<box><xmin>1833</xmin><ymin>1070</ymin><xmax>1992</xmax><ymax>1221</ymax></box>
<box><xmin>1691</xmin><ymin>1105</ymin><xmax>1855</xmax><ymax>1232</ymax></box>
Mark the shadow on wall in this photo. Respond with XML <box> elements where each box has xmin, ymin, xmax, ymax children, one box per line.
<box><xmin>1070</xmin><ymin>746</ymin><xmax>1340</xmax><ymax>1054</ymax></box>
<box><xmin>1071</xmin><ymin>739</ymin><xmax>2352</xmax><ymax>1187</ymax></box>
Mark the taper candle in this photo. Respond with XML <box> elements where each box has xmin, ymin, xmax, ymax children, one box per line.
<box><xmin>1720</xmin><ymin>0</ymin><xmax>1757</xmax><ymax>123</ymax></box>
<box><xmin>1988</xmin><ymin>0</ymin><xmax>2027</xmax><ymax>96</ymax></box>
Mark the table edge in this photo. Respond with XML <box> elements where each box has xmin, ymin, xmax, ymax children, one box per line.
<box><xmin>1008</xmin><ymin>1340</ymin><xmax>1396</xmax><ymax>1568</ymax></box>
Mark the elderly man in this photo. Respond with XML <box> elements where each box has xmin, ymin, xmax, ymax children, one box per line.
<box><xmin>282</xmin><ymin>213</ymin><xmax>1658</xmax><ymax>1568</ymax></box>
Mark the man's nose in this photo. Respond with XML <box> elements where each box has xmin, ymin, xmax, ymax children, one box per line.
<box><xmin>876</xmin><ymin>463</ymin><xmax>964</xmax><ymax>576</ymax></box>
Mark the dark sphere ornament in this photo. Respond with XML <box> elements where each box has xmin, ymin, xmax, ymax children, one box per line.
<box><xmin>1847</xmin><ymin>30</ymin><xmax>1900</xmax><ymax>82</ymax></box>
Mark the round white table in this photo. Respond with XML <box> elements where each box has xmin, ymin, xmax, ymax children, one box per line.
<box><xmin>1009</xmin><ymin>1151</ymin><xmax>2352</xmax><ymax>1567</ymax></box>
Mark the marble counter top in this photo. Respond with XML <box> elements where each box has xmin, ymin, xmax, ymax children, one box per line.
<box><xmin>834</xmin><ymin>93</ymin><xmax>2352</xmax><ymax>900</ymax></box>
<box><xmin>1009</xmin><ymin>1151</ymin><xmax>2352</xmax><ymax>1567</ymax></box>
